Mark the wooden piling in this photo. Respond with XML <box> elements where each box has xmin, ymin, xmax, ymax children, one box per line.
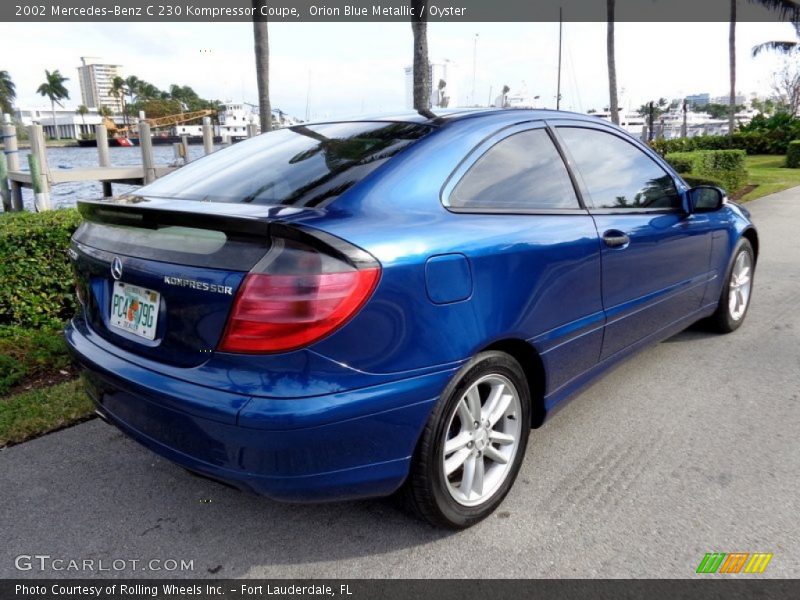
<box><xmin>28</xmin><ymin>125</ymin><xmax>51</xmax><ymax>210</ymax></box>
<box><xmin>96</xmin><ymin>125</ymin><xmax>110</xmax><ymax>167</ymax></box>
<box><xmin>3</xmin><ymin>116</ymin><xmax>23</xmax><ymax>210</ymax></box>
<box><xmin>202</xmin><ymin>117</ymin><xmax>213</xmax><ymax>155</ymax></box>
<box><xmin>0</xmin><ymin>152</ymin><xmax>10</xmax><ymax>212</ymax></box>
<box><xmin>180</xmin><ymin>134</ymin><xmax>190</xmax><ymax>162</ymax></box>
<box><xmin>139</xmin><ymin>121</ymin><xmax>156</xmax><ymax>184</ymax></box>
<box><xmin>95</xmin><ymin>124</ymin><xmax>113</xmax><ymax>196</ymax></box>
<box><xmin>27</xmin><ymin>153</ymin><xmax>51</xmax><ymax>211</ymax></box>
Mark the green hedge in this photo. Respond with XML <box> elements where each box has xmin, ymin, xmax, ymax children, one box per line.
<box><xmin>681</xmin><ymin>174</ymin><xmax>726</xmax><ymax>189</ymax></box>
<box><xmin>651</xmin><ymin>130</ymin><xmax>797</xmax><ymax>156</ymax></box>
<box><xmin>665</xmin><ymin>154</ymin><xmax>694</xmax><ymax>174</ymax></box>
<box><xmin>0</xmin><ymin>209</ymin><xmax>83</xmax><ymax>329</ymax></box>
<box><xmin>787</xmin><ymin>140</ymin><xmax>800</xmax><ymax>168</ymax></box>
<box><xmin>665</xmin><ymin>150</ymin><xmax>747</xmax><ymax>194</ymax></box>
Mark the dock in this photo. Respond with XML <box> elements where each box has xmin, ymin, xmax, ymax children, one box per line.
<box><xmin>1</xmin><ymin>114</ymin><xmax>223</xmax><ymax>212</ymax></box>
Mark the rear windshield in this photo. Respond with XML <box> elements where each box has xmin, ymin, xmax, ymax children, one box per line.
<box><xmin>136</xmin><ymin>121</ymin><xmax>432</xmax><ymax>207</ymax></box>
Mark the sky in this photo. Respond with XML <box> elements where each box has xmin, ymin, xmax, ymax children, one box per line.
<box><xmin>0</xmin><ymin>20</ymin><xmax>795</xmax><ymax>119</ymax></box>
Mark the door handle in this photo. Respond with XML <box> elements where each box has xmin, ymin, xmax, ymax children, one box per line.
<box><xmin>602</xmin><ymin>230</ymin><xmax>630</xmax><ymax>248</ymax></box>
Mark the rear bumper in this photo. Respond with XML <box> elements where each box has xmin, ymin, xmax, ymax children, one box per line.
<box><xmin>65</xmin><ymin>318</ymin><xmax>453</xmax><ymax>502</ymax></box>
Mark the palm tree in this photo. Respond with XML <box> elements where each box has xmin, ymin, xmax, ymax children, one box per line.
<box><xmin>411</xmin><ymin>0</ymin><xmax>435</xmax><ymax>118</ymax></box>
<box><xmin>252</xmin><ymin>0</ymin><xmax>272</xmax><ymax>132</ymax></box>
<box><xmin>501</xmin><ymin>84</ymin><xmax>511</xmax><ymax>108</ymax></box>
<box><xmin>729</xmin><ymin>1</ymin><xmax>800</xmax><ymax>135</ymax></box>
<box><xmin>607</xmin><ymin>0</ymin><xmax>620</xmax><ymax>125</ymax></box>
<box><xmin>98</xmin><ymin>105</ymin><xmax>113</xmax><ymax>119</ymax></box>
<box><xmin>110</xmin><ymin>76</ymin><xmax>128</xmax><ymax>128</ymax></box>
<box><xmin>76</xmin><ymin>104</ymin><xmax>89</xmax><ymax>138</ymax></box>
<box><xmin>752</xmin><ymin>21</ymin><xmax>800</xmax><ymax>55</ymax></box>
<box><xmin>0</xmin><ymin>70</ymin><xmax>16</xmax><ymax>115</ymax></box>
<box><xmin>36</xmin><ymin>69</ymin><xmax>70</xmax><ymax>140</ymax></box>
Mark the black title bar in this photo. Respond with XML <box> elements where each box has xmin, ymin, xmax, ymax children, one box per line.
<box><xmin>3</xmin><ymin>579</ymin><xmax>800</xmax><ymax>600</ymax></box>
<box><xmin>3</xmin><ymin>0</ymin><xmax>800</xmax><ymax>22</ymax></box>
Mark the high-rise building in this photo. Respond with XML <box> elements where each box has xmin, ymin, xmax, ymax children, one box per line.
<box><xmin>77</xmin><ymin>57</ymin><xmax>123</xmax><ymax>112</ymax></box>
<box><xmin>686</xmin><ymin>93</ymin><xmax>710</xmax><ymax>107</ymax></box>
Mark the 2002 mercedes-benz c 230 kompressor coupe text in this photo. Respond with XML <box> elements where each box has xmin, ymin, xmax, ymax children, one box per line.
<box><xmin>66</xmin><ymin>109</ymin><xmax>758</xmax><ymax>528</ymax></box>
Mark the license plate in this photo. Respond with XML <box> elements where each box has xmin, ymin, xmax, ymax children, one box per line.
<box><xmin>110</xmin><ymin>281</ymin><xmax>160</xmax><ymax>340</ymax></box>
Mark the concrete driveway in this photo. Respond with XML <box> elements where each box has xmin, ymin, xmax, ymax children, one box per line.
<box><xmin>2</xmin><ymin>188</ymin><xmax>799</xmax><ymax>579</ymax></box>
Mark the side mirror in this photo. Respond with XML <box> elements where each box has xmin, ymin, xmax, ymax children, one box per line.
<box><xmin>687</xmin><ymin>186</ymin><xmax>726</xmax><ymax>213</ymax></box>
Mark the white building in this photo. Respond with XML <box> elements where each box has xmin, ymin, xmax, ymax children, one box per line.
<box><xmin>213</xmin><ymin>103</ymin><xmax>301</xmax><ymax>137</ymax></box>
<box><xmin>14</xmin><ymin>105</ymin><xmax>110</xmax><ymax>139</ymax></box>
<box><xmin>77</xmin><ymin>57</ymin><xmax>123</xmax><ymax>113</ymax></box>
<box><xmin>404</xmin><ymin>60</ymin><xmax>459</xmax><ymax>110</ymax></box>
<box><xmin>711</xmin><ymin>93</ymin><xmax>747</xmax><ymax>107</ymax></box>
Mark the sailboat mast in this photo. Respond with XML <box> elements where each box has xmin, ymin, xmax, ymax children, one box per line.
<box><xmin>556</xmin><ymin>7</ymin><xmax>563</xmax><ymax>110</ymax></box>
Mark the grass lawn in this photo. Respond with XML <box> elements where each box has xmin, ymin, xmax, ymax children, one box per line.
<box><xmin>0</xmin><ymin>325</ymin><xmax>73</xmax><ymax>395</ymax></box>
<box><xmin>0</xmin><ymin>379</ymin><xmax>93</xmax><ymax>447</ymax></box>
<box><xmin>0</xmin><ymin>325</ymin><xmax>94</xmax><ymax>448</ymax></box>
<box><xmin>741</xmin><ymin>155</ymin><xmax>800</xmax><ymax>202</ymax></box>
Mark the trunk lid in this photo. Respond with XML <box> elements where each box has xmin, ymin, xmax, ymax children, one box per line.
<box><xmin>70</xmin><ymin>198</ymin><xmax>315</xmax><ymax>367</ymax></box>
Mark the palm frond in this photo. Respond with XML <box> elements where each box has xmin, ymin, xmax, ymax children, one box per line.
<box><xmin>752</xmin><ymin>40</ymin><xmax>799</xmax><ymax>56</ymax></box>
<box><xmin>747</xmin><ymin>0</ymin><xmax>800</xmax><ymax>21</ymax></box>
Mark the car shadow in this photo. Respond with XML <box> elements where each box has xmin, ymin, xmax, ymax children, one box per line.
<box><xmin>661</xmin><ymin>319</ymin><xmax>719</xmax><ymax>343</ymax></box>
<box><xmin>1</xmin><ymin>419</ymin><xmax>458</xmax><ymax>579</ymax></box>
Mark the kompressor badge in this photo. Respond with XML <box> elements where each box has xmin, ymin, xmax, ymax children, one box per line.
<box><xmin>163</xmin><ymin>276</ymin><xmax>233</xmax><ymax>296</ymax></box>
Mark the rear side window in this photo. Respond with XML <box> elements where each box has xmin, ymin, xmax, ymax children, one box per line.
<box><xmin>448</xmin><ymin>129</ymin><xmax>579</xmax><ymax>211</ymax></box>
<box><xmin>557</xmin><ymin>127</ymin><xmax>681</xmax><ymax>210</ymax></box>
<box><xmin>136</xmin><ymin>121</ymin><xmax>432</xmax><ymax>207</ymax></box>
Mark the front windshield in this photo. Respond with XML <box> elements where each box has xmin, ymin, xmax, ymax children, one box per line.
<box><xmin>136</xmin><ymin>121</ymin><xmax>432</xmax><ymax>207</ymax></box>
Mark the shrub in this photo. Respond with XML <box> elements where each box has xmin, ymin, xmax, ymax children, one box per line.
<box><xmin>650</xmin><ymin>128</ymin><xmax>800</xmax><ymax>156</ymax></box>
<box><xmin>664</xmin><ymin>152</ymin><xmax>694</xmax><ymax>174</ymax></box>
<box><xmin>663</xmin><ymin>150</ymin><xmax>747</xmax><ymax>194</ymax></box>
<box><xmin>0</xmin><ymin>209</ymin><xmax>83</xmax><ymax>329</ymax></box>
<box><xmin>681</xmin><ymin>175</ymin><xmax>725</xmax><ymax>189</ymax></box>
<box><xmin>692</xmin><ymin>150</ymin><xmax>747</xmax><ymax>194</ymax></box>
<box><xmin>787</xmin><ymin>140</ymin><xmax>800</xmax><ymax>168</ymax></box>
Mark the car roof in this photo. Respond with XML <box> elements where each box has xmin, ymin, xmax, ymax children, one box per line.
<box><xmin>301</xmin><ymin>107</ymin><xmax>606</xmax><ymax>128</ymax></box>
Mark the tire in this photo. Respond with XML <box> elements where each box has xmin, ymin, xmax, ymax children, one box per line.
<box><xmin>708</xmin><ymin>237</ymin><xmax>755</xmax><ymax>333</ymax></box>
<box><xmin>402</xmin><ymin>351</ymin><xmax>531</xmax><ymax>529</ymax></box>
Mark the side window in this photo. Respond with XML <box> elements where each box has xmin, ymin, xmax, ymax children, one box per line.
<box><xmin>449</xmin><ymin>129</ymin><xmax>579</xmax><ymax>210</ymax></box>
<box><xmin>557</xmin><ymin>127</ymin><xmax>681</xmax><ymax>210</ymax></box>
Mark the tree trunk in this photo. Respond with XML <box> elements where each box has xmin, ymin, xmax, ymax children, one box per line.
<box><xmin>729</xmin><ymin>0</ymin><xmax>737</xmax><ymax>136</ymax></box>
<box><xmin>252</xmin><ymin>0</ymin><xmax>272</xmax><ymax>132</ymax></box>
<box><xmin>411</xmin><ymin>0</ymin><xmax>434</xmax><ymax>117</ymax></box>
<box><xmin>607</xmin><ymin>0</ymin><xmax>620</xmax><ymax>125</ymax></box>
<box><xmin>51</xmin><ymin>99</ymin><xmax>59</xmax><ymax>140</ymax></box>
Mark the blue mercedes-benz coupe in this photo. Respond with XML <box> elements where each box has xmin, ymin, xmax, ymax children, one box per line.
<box><xmin>66</xmin><ymin>109</ymin><xmax>757</xmax><ymax>528</ymax></box>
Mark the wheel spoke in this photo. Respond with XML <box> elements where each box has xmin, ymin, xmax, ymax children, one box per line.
<box><xmin>489</xmin><ymin>430</ymin><xmax>515</xmax><ymax>445</ymax></box>
<box><xmin>487</xmin><ymin>393</ymin><xmax>513</xmax><ymax>427</ymax></box>
<box><xmin>445</xmin><ymin>448</ymin><xmax>471</xmax><ymax>476</ymax></box>
<box><xmin>445</xmin><ymin>431</ymin><xmax>471</xmax><ymax>455</ymax></box>
<box><xmin>466</xmin><ymin>387</ymin><xmax>482</xmax><ymax>422</ymax></box>
<box><xmin>482</xmin><ymin>382</ymin><xmax>505</xmax><ymax>420</ymax></box>
<box><xmin>483</xmin><ymin>445</ymin><xmax>508</xmax><ymax>465</ymax></box>
<box><xmin>472</xmin><ymin>456</ymin><xmax>484</xmax><ymax>496</ymax></box>
<box><xmin>456</xmin><ymin>398</ymin><xmax>473</xmax><ymax>430</ymax></box>
<box><xmin>460</xmin><ymin>455</ymin><xmax>476</xmax><ymax>496</ymax></box>
<box><xmin>739</xmin><ymin>266</ymin><xmax>750</xmax><ymax>282</ymax></box>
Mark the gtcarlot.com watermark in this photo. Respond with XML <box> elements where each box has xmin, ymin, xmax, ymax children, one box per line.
<box><xmin>15</xmin><ymin>554</ymin><xmax>194</xmax><ymax>572</ymax></box>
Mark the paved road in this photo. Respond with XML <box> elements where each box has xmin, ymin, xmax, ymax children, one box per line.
<box><xmin>2</xmin><ymin>189</ymin><xmax>799</xmax><ymax>579</ymax></box>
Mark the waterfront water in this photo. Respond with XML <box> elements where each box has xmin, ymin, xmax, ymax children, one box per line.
<box><xmin>10</xmin><ymin>144</ymin><xmax>218</xmax><ymax>211</ymax></box>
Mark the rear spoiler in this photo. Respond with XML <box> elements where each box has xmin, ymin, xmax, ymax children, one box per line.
<box><xmin>76</xmin><ymin>198</ymin><xmax>377</xmax><ymax>270</ymax></box>
<box><xmin>77</xmin><ymin>199</ymin><xmax>273</xmax><ymax>238</ymax></box>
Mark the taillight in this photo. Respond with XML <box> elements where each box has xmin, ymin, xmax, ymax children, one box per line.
<box><xmin>218</xmin><ymin>236</ymin><xmax>380</xmax><ymax>353</ymax></box>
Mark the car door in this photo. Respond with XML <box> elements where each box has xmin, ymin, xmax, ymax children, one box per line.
<box><xmin>441</xmin><ymin>122</ymin><xmax>605</xmax><ymax>396</ymax></box>
<box><xmin>552</xmin><ymin>122</ymin><xmax>715</xmax><ymax>360</ymax></box>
